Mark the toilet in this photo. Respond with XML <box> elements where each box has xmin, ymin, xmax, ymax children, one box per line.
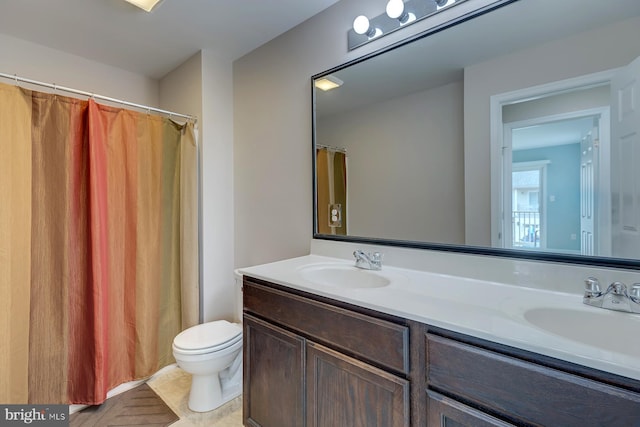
<box><xmin>172</xmin><ymin>275</ymin><xmax>244</xmax><ymax>412</ymax></box>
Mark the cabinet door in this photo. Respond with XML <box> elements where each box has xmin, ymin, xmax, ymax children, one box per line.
<box><xmin>307</xmin><ymin>342</ymin><xmax>410</xmax><ymax>427</ymax></box>
<box><xmin>243</xmin><ymin>314</ymin><xmax>305</xmax><ymax>427</ymax></box>
<box><xmin>427</xmin><ymin>391</ymin><xmax>514</xmax><ymax>427</ymax></box>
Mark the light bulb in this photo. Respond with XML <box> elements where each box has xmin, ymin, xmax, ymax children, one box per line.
<box><xmin>353</xmin><ymin>15</ymin><xmax>370</xmax><ymax>35</ymax></box>
<box><xmin>386</xmin><ymin>0</ymin><xmax>405</xmax><ymax>19</ymax></box>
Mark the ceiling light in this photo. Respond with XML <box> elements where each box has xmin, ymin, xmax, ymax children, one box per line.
<box><xmin>124</xmin><ymin>0</ymin><xmax>164</xmax><ymax>12</ymax></box>
<box><xmin>315</xmin><ymin>75</ymin><xmax>344</xmax><ymax>92</ymax></box>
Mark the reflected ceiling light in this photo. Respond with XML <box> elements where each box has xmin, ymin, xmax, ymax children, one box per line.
<box><xmin>123</xmin><ymin>0</ymin><xmax>164</xmax><ymax>12</ymax></box>
<box><xmin>386</xmin><ymin>0</ymin><xmax>416</xmax><ymax>25</ymax></box>
<box><xmin>315</xmin><ymin>75</ymin><xmax>344</xmax><ymax>92</ymax></box>
<box><xmin>353</xmin><ymin>15</ymin><xmax>382</xmax><ymax>39</ymax></box>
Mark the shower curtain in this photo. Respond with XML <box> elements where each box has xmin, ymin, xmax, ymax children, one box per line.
<box><xmin>316</xmin><ymin>147</ymin><xmax>347</xmax><ymax>235</ymax></box>
<box><xmin>0</xmin><ymin>82</ymin><xmax>199</xmax><ymax>405</ymax></box>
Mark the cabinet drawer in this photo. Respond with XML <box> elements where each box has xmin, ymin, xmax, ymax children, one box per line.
<box><xmin>244</xmin><ymin>279</ymin><xmax>409</xmax><ymax>374</ymax></box>
<box><xmin>426</xmin><ymin>333</ymin><xmax>640</xmax><ymax>427</ymax></box>
<box><xmin>427</xmin><ymin>390</ymin><xmax>514</xmax><ymax>427</ymax></box>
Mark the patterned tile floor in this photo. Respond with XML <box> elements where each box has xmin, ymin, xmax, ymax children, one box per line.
<box><xmin>147</xmin><ymin>366</ymin><xmax>243</xmax><ymax>427</ymax></box>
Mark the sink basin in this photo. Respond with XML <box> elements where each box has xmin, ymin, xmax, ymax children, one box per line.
<box><xmin>524</xmin><ymin>307</ymin><xmax>640</xmax><ymax>357</ymax></box>
<box><xmin>298</xmin><ymin>264</ymin><xmax>392</xmax><ymax>289</ymax></box>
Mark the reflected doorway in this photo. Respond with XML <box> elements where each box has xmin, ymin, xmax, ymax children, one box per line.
<box><xmin>503</xmin><ymin>110</ymin><xmax>609</xmax><ymax>255</ymax></box>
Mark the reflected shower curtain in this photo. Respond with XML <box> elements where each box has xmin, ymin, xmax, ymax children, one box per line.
<box><xmin>316</xmin><ymin>147</ymin><xmax>347</xmax><ymax>235</ymax></box>
<box><xmin>0</xmin><ymin>82</ymin><xmax>199</xmax><ymax>405</ymax></box>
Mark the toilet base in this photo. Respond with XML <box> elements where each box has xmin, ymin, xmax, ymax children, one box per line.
<box><xmin>188</xmin><ymin>375</ymin><xmax>241</xmax><ymax>412</ymax></box>
<box><xmin>187</xmin><ymin>353</ymin><xmax>243</xmax><ymax>413</ymax></box>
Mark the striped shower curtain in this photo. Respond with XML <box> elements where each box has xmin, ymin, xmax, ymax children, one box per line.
<box><xmin>316</xmin><ymin>147</ymin><xmax>347</xmax><ymax>235</ymax></box>
<box><xmin>0</xmin><ymin>83</ymin><xmax>199</xmax><ymax>405</ymax></box>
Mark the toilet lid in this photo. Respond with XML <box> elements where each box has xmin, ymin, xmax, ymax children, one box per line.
<box><xmin>173</xmin><ymin>320</ymin><xmax>242</xmax><ymax>353</ymax></box>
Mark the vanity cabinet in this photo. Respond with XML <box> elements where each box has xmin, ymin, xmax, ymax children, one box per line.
<box><xmin>243</xmin><ymin>277</ymin><xmax>411</xmax><ymax>427</ymax></box>
<box><xmin>243</xmin><ymin>315</ymin><xmax>305</xmax><ymax>427</ymax></box>
<box><xmin>425</xmin><ymin>331</ymin><xmax>640</xmax><ymax>427</ymax></box>
<box><xmin>243</xmin><ymin>276</ymin><xmax>640</xmax><ymax>427</ymax></box>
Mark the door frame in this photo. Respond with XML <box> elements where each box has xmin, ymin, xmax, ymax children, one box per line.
<box><xmin>490</xmin><ymin>68</ymin><xmax>618</xmax><ymax>250</ymax></box>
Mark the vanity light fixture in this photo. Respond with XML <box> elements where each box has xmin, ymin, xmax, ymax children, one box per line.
<box><xmin>123</xmin><ymin>0</ymin><xmax>164</xmax><ymax>12</ymax></box>
<box><xmin>348</xmin><ymin>0</ymin><xmax>466</xmax><ymax>50</ymax></box>
<box><xmin>314</xmin><ymin>75</ymin><xmax>344</xmax><ymax>91</ymax></box>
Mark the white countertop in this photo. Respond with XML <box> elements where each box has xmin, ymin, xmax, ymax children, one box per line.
<box><xmin>239</xmin><ymin>254</ymin><xmax>640</xmax><ymax>382</ymax></box>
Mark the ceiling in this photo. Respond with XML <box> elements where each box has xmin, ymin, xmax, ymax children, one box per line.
<box><xmin>0</xmin><ymin>0</ymin><xmax>341</xmax><ymax>79</ymax></box>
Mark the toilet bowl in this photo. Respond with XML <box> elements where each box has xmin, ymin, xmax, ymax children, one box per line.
<box><xmin>172</xmin><ymin>320</ymin><xmax>243</xmax><ymax>412</ymax></box>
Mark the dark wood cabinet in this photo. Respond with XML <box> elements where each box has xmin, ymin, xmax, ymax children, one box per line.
<box><xmin>243</xmin><ymin>315</ymin><xmax>305</xmax><ymax>427</ymax></box>
<box><xmin>426</xmin><ymin>332</ymin><xmax>640</xmax><ymax>427</ymax></box>
<box><xmin>243</xmin><ymin>277</ymin><xmax>411</xmax><ymax>427</ymax></box>
<box><xmin>426</xmin><ymin>391</ymin><xmax>514</xmax><ymax>427</ymax></box>
<box><xmin>243</xmin><ymin>275</ymin><xmax>640</xmax><ymax>427</ymax></box>
<box><xmin>307</xmin><ymin>342</ymin><xmax>409</xmax><ymax>427</ymax></box>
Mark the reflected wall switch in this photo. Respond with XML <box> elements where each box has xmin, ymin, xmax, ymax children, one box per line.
<box><xmin>328</xmin><ymin>204</ymin><xmax>342</xmax><ymax>228</ymax></box>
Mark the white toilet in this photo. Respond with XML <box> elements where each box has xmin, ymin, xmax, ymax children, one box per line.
<box><xmin>172</xmin><ymin>275</ymin><xmax>244</xmax><ymax>412</ymax></box>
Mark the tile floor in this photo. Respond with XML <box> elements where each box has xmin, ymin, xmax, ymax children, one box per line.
<box><xmin>147</xmin><ymin>365</ymin><xmax>243</xmax><ymax>427</ymax></box>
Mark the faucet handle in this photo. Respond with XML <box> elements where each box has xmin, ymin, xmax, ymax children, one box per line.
<box><xmin>630</xmin><ymin>284</ymin><xmax>640</xmax><ymax>300</ymax></box>
<box><xmin>371</xmin><ymin>252</ymin><xmax>382</xmax><ymax>261</ymax></box>
<box><xmin>584</xmin><ymin>277</ymin><xmax>601</xmax><ymax>291</ymax></box>
<box><xmin>584</xmin><ymin>277</ymin><xmax>601</xmax><ymax>298</ymax></box>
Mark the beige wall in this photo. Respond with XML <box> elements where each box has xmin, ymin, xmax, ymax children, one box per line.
<box><xmin>0</xmin><ymin>33</ymin><xmax>158</xmax><ymax>105</ymax></box>
<box><xmin>233</xmin><ymin>0</ymin><xmax>500</xmax><ymax>268</ymax></box>
<box><xmin>318</xmin><ymin>80</ymin><xmax>465</xmax><ymax>243</ymax></box>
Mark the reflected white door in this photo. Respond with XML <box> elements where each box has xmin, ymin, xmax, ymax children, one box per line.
<box><xmin>611</xmin><ymin>55</ymin><xmax>640</xmax><ymax>258</ymax></box>
<box><xmin>580</xmin><ymin>122</ymin><xmax>597</xmax><ymax>255</ymax></box>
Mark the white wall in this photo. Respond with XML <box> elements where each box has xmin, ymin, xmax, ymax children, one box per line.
<box><xmin>159</xmin><ymin>50</ymin><xmax>236</xmax><ymax>323</ymax></box>
<box><xmin>463</xmin><ymin>15</ymin><xmax>640</xmax><ymax>246</ymax></box>
<box><xmin>0</xmin><ymin>33</ymin><xmax>158</xmax><ymax>106</ymax></box>
<box><xmin>318</xmin><ymin>81</ymin><xmax>465</xmax><ymax>243</ymax></box>
<box><xmin>200</xmin><ymin>50</ymin><xmax>236</xmax><ymax>323</ymax></box>
<box><xmin>233</xmin><ymin>0</ymin><xmax>500</xmax><ymax>268</ymax></box>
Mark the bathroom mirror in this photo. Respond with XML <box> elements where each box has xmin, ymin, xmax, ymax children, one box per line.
<box><xmin>313</xmin><ymin>0</ymin><xmax>640</xmax><ymax>269</ymax></box>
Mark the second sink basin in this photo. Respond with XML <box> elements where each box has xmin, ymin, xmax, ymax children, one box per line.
<box><xmin>524</xmin><ymin>307</ymin><xmax>640</xmax><ymax>358</ymax></box>
<box><xmin>298</xmin><ymin>264</ymin><xmax>393</xmax><ymax>289</ymax></box>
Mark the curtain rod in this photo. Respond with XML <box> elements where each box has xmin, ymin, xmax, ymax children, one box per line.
<box><xmin>317</xmin><ymin>144</ymin><xmax>347</xmax><ymax>154</ymax></box>
<box><xmin>0</xmin><ymin>72</ymin><xmax>197</xmax><ymax>124</ymax></box>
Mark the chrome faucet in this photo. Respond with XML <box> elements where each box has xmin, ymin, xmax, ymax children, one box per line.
<box><xmin>353</xmin><ymin>250</ymin><xmax>382</xmax><ymax>270</ymax></box>
<box><xmin>583</xmin><ymin>277</ymin><xmax>640</xmax><ymax>314</ymax></box>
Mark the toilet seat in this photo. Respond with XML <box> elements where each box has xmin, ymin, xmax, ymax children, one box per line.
<box><xmin>173</xmin><ymin>320</ymin><xmax>242</xmax><ymax>355</ymax></box>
